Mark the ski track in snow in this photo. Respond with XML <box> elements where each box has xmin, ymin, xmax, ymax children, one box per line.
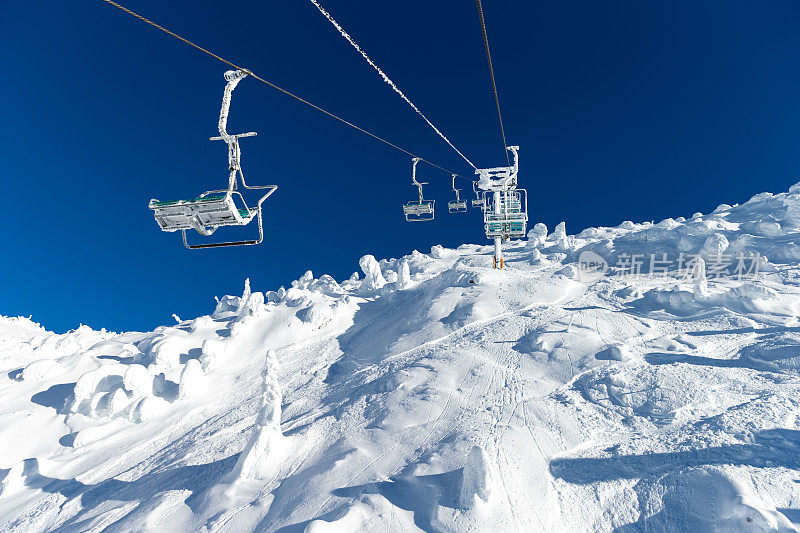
<box><xmin>6</xmin><ymin>187</ymin><xmax>800</xmax><ymax>531</ymax></box>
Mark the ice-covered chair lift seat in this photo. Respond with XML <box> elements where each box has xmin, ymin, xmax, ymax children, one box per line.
<box><xmin>149</xmin><ymin>190</ymin><xmax>257</xmax><ymax>235</ymax></box>
<box><xmin>148</xmin><ymin>70</ymin><xmax>277</xmax><ymax>249</ymax></box>
<box><xmin>404</xmin><ymin>200</ymin><xmax>435</xmax><ymax>217</ymax></box>
<box><xmin>403</xmin><ymin>157</ymin><xmax>435</xmax><ymax>222</ymax></box>
<box><xmin>448</xmin><ymin>174</ymin><xmax>468</xmax><ymax>213</ymax></box>
<box><xmin>449</xmin><ymin>199</ymin><xmax>468</xmax><ymax>213</ymax></box>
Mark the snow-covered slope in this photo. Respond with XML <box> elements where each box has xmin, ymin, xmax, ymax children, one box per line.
<box><xmin>4</xmin><ymin>186</ymin><xmax>800</xmax><ymax>531</ymax></box>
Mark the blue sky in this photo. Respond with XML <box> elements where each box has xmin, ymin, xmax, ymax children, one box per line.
<box><xmin>2</xmin><ymin>1</ymin><xmax>800</xmax><ymax>333</ymax></box>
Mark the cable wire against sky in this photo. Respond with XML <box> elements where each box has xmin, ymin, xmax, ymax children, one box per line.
<box><xmin>308</xmin><ymin>0</ymin><xmax>478</xmax><ymax>171</ymax></box>
<box><xmin>99</xmin><ymin>0</ymin><xmax>467</xmax><ymax>178</ymax></box>
<box><xmin>475</xmin><ymin>0</ymin><xmax>510</xmax><ymax>166</ymax></box>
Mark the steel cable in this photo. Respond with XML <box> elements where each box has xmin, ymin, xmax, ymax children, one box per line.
<box><xmin>476</xmin><ymin>0</ymin><xmax>510</xmax><ymax>166</ymax></box>
<box><xmin>308</xmin><ymin>0</ymin><xmax>478</xmax><ymax>171</ymax></box>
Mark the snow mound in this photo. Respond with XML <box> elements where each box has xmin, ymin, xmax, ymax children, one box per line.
<box><xmin>595</xmin><ymin>343</ymin><xmax>631</xmax><ymax>362</ymax></box>
<box><xmin>459</xmin><ymin>445</ymin><xmax>494</xmax><ymax>509</ymax></box>
<box><xmin>629</xmin><ymin>468</ymin><xmax>794</xmax><ymax>531</ymax></box>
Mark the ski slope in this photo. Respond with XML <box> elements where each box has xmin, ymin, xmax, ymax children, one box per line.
<box><xmin>4</xmin><ymin>185</ymin><xmax>800</xmax><ymax>531</ymax></box>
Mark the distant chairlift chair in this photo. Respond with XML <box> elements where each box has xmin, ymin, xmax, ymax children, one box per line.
<box><xmin>402</xmin><ymin>157</ymin><xmax>435</xmax><ymax>222</ymax></box>
<box><xmin>149</xmin><ymin>70</ymin><xmax>277</xmax><ymax>249</ymax></box>
<box><xmin>448</xmin><ymin>174</ymin><xmax>468</xmax><ymax>213</ymax></box>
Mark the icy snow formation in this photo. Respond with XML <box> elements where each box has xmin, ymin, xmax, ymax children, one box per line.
<box><xmin>6</xmin><ymin>186</ymin><xmax>800</xmax><ymax>530</ymax></box>
<box><xmin>460</xmin><ymin>445</ymin><xmax>494</xmax><ymax>509</ymax></box>
<box><xmin>232</xmin><ymin>349</ymin><xmax>287</xmax><ymax>481</ymax></box>
<box><xmin>358</xmin><ymin>254</ymin><xmax>386</xmax><ymax>292</ymax></box>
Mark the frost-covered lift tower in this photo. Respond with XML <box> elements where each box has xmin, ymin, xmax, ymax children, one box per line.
<box><xmin>448</xmin><ymin>175</ymin><xmax>468</xmax><ymax>213</ymax></box>
<box><xmin>402</xmin><ymin>157</ymin><xmax>435</xmax><ymax>222</ymax></box>
<box><xmin>476</xmin><ymin>146</ymin><xmax>527</xmax><ymax>268</ymax></box>
<box><xmin>149</xmin><ymin>70</ymin><xmax>277</xmax><ymax>249</ymax></box>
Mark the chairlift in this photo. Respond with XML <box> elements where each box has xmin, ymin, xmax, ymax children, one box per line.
<box><xmin>149</xmin><ymin>70</ymin><xmax>277</xmax><ymax>249</ymax></box>
<box><xmin>471</xmin><ymin>181</ymin><xmax>485</xmax><ymax>209</ymax></box>
<box><xmin>448</xmin><ymin>174</ymin><xmax>468</xmax><ymax>213</ymax></box>
<box><xmin>484</xmin><ymin>188</ymin><xmax>528</xmax><ymax>239</ymax></box>
<box><xmin>402</xmin><ymin>157</ymin><xmax>435</xmax><ymax>222</ymax></box>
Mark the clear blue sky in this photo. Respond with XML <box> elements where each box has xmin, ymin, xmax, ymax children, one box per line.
<box><xmin>2</xmin><ymin>1</ymin><xmax>800</xmax><ymax>333</ymax></box>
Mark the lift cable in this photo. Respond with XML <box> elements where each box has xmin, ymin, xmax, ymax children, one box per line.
<box><xmin>475</xmin><ymin>0</ymin><xmax>510</xmax><ymax>166</ymax></box>
<box><xmin>100</xmin><ymin>0</ymin><xmax>468</xmax><ymax>178</ymax></box>
<box><xmin>308</xmin><ymin>0</ymin><xmax>478</xmax><ymax>173</ymax></box>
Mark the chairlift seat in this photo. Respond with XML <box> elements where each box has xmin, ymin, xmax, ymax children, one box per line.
<box><xmin>403</xmin><ymin>201</ymin><xmax>434</xmax><ymax>215</ymax></box>
<box><xmin>403</xmin><ymin>200</ymin><xmax>435</xmax><ymax>221</ymax></box>
<box><xmin>485</xmin><ymin>214</ymin><xmax>527</xmax><ymax>238</ymax></box>
<box><xmin>149</xmin><ymin>191</ymin><xmax>256</xmax><ymax>234</ymax></box>
<box><xmin>448</xmin><ymin>200</ymin><xmax>468</xmax><ymax>213</ymax></box>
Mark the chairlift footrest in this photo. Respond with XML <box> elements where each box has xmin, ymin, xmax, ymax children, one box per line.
<box><xmin>184</xmin><ymin>239</ymin><xmax>260</xmax><ymax>249</ymax></box>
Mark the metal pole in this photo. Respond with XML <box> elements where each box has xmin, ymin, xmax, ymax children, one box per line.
<box><xmin>494</xmin><ymin>190</ymin><xmax>502</xmax><ymax>269</ymax></box>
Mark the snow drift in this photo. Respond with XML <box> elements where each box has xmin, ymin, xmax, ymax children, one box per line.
<box><xmin>3</xmin><ymin>185</ymin><xmax>800</xmax><ymax>530</ymax></box>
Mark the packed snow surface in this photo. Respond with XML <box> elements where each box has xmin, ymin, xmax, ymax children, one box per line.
<box><xmin>5</xmin><ymin>186</ymin><xmax>800</xmax><ymax>531</ymax></box>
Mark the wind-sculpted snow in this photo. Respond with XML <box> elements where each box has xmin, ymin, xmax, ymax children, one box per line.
<box><xmin>6</xmin><ymin>186</ymin><xmax>800</xmax><ymax>530</ymax></box>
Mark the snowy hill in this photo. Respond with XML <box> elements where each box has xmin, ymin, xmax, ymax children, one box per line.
<box><xmin>4</xmin><ymin>186</ymin><xmax>800</xmax><ymax>531</ymax></box>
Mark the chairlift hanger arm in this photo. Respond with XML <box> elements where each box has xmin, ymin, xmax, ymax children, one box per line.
<box><xmin>451</xmin><ymin>174</ymin><xmax>463</xmax><ymax>202</ymax></box>
<box><xmin>217</xmin><ymin>69</ymin><xmax>248</xmax><ymax>140</ymax></box>
<box><xmin>411</xmin><ymin>157</ymin><xmax>421</xmax><ymax>187</ymax></box>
